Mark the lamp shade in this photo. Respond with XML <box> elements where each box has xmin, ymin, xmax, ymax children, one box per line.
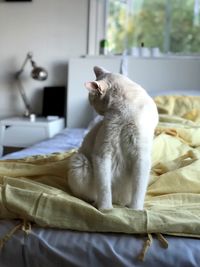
<box><xmin>31</xmin><ymin>66</ymin><xmax>48</xmax><ymax>81</ymax></box>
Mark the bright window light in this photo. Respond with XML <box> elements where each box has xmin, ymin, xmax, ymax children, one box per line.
<box><xmin>106</xmin><ymin>0</ymin><xmax>200</xmax><ymax>55</ymax></box>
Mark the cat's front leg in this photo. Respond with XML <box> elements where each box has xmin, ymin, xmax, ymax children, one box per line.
<box><xmin>93</xmin><ymin>154</ymin><xmax>113</xmax><ymax>210</ymax></box>
<box><xmin>129</xmin><ymin>153</ymin><xmax>151</xmax><ymax>210</ymax></box>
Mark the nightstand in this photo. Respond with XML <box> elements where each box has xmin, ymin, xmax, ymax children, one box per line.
<box><xmin>0</xmin><ymin>116</ymin><xmax>65</xmax><ymax>156</ymax></box>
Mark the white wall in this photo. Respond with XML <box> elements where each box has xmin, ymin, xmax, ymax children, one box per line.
<box><xmin>0</xmin><ymin>0</ymin><xmax>88</xmax><ymax>118</ymax></box>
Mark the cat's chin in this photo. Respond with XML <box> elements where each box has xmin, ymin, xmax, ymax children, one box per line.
<box><xmin>92</xmin><ymin>107</ymin><xmax>105</xmax><ymax>116</ymax></box>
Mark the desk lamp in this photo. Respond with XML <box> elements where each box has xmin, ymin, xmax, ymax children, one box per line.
<box><xmin>16</xmin><ymin>52</ymin><xmax>48</xmax><ymax>117</ymax></box>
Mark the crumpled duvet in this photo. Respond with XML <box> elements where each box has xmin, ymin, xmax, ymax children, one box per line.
<box><xmin>0</xmin><ymin>95</ymin><xmax>200</xmax><ymax>237</ymax></box>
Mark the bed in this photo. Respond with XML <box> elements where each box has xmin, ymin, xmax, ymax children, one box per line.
<box><xmin>0</xmin><ymin>57</ymin><xmax>200</xmax><ymax>267</ymax></box>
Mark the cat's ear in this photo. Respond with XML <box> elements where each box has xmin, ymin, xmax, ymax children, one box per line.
<box><xmin>85</xmin><ymin>81</ymin><xmax>103</xmax><ymax>95</ymax></box>
<box><xmin>93</xmin><ymin>66</ymin><xmax>109</xmax><ymax>79</ymax></box>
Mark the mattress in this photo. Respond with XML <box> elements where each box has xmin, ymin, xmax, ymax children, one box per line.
<box><xmin>0</xmin><ymin>97</ymin><xmax>200</xmax><ymax>266</ymax></box>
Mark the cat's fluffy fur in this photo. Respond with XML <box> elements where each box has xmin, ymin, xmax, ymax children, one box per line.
<box><xmin>68</xmin><ymin>66</ymin><xmax>158</xmax><ymax>210</ymax></box>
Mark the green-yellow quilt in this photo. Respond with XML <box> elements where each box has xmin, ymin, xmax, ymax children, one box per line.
<box><xmin>0</xmin><ymin>95</ymin><xmax>200</xmax><ymax>238</ymax></box>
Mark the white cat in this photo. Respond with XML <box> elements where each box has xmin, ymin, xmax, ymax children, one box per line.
<box><xmin>68</xmin><ymin>66</ymin><xmax>158</xmax><ymax>210</ymax></box>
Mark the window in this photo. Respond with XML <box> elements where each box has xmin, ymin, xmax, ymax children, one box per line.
<box><xmin>106</xmin><ymin>0</ymin><xmax>200</xmax><ymax>55</ymax></box>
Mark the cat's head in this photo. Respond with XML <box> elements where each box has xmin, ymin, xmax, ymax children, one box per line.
<box><xmin>85</xmin><ymin>66</ymin><xmax>128</xmax><ymax>115</ymax></box>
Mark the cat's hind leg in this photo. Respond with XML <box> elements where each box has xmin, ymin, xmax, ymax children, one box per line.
<box><xmin>67</xmin><ymin>152</ymin><xmax>96</xmax><ymax>203</ymax></box>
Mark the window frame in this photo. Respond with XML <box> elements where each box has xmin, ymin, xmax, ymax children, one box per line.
<box><xmin>87</xmin><ymin>0</ymin><xmax>107</xmax><ymax>55</ymax></box>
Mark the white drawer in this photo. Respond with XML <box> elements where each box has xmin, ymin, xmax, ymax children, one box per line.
<box><xmin>3</xmin><ymin>126</ymin><xmax>47</xmax><ymax>147</ymax></box>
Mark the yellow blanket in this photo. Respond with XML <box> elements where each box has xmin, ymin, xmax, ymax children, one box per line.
<box><xmin>0</xmin><ymin>95</ymin><xmax>200</xmax><ymax>237</ymax></box>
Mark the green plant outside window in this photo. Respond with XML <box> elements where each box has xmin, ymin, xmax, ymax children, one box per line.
<box><xmin>106</xmin><ymin>0</ymin><xmax>200</xmax><ymax>55</ymax></box>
